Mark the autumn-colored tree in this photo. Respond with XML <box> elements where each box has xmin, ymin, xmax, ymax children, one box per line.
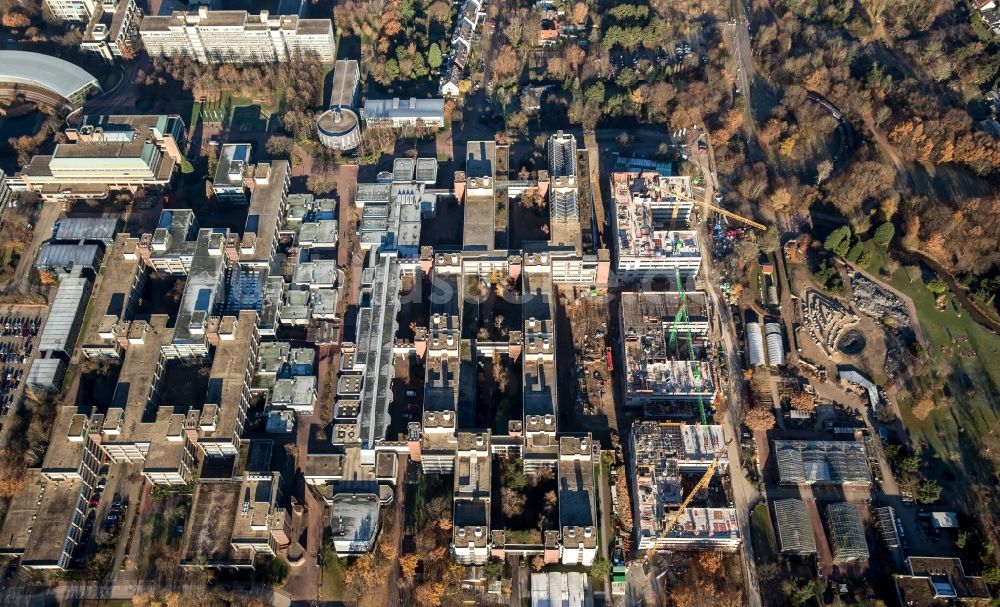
<box><xmin>571</xmin><ymin>2</ymin><xmax>588</xmax><ymax>24</ymax></box>
<box><xmin>501</xmin><ymin>486</ymin><xmax>527</xmax><ymax>517</ymax></box>
<box><xmin>911</xmin><ymin>394</ymin><xmax>935</xmax><ymax>421</ymax></box>
<box><xmin>544</xmin><ymin>490</ymin><xmax>558</xmax><ymax>513</ymax></box>
<box><xmin>307</xmin><ymin>173</ymin><xmax>336</xmax><ymax>195</ymax></box>
<box><xmin>345</xmin><ymin>553</ymin><xmax>381</xmax><ymax>601</ymax></box>
<box><xmin>493</xmin><ymin>45</ymin><xmax>520</xmax><ymax>80</ymax></box>
<box><xmin>744</xmin><ymin>405</ymin><xmax>776</xmax><ymax>432</ymax></box>
<box><xmin>2</xmin><ymin>10</ymin><xmax>30</xmax><ymax>28</ymax></box>
<box><xmin>531</xmin><ymin>555</ymin><xmax>545</xmax><ymax>572</ymax></box>
<box><xmin>696</xmin><ymin>551</ymin><xmax>723</xmax><ymax>576</ymax></box>
<box><xmin>565</xmin><ymin>45</ymin><xmax>586</xmax><ymax>72</ymax></box>
<box><xmin>379</xmin><ymin>535</ymin><xmax>399</xmax><ymax>561</ymax></box>
<box><xmin>118</xmin><ymin>41</ymin><xmax>139</xmax><ymax>61</ymax></box>
<box><xmin>427</xmin><ymin>0</ymin><xmax>451</xmax><ymax>24</ymax></box>
<box><xmin>132</xmin><ymin>593</ymin><xmax>155</xmax><ymax>607</ymax></box>
<box><xmin>789</xmin><ymin>390</ymin><xmax>815</xmax><ymax>412</ymax></box>
<box><xmin>400</xmin><ymin>553</ymin><xmax>420</xmax><ymax>580</ymax></box>
<box><xmin>414</xmin><ymin>581</ymin><xmax>445</xmax><ymax>607</ymax></box>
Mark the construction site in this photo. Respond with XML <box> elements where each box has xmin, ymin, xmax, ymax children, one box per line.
<box><xmin>629</xmin><ymin>421</ymin><xmax>737</xmax><ymax>552</ymax></box>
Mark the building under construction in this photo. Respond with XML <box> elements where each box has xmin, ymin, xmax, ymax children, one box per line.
<box><xmin>620</xmin><ymin>290</ymin><xmax>716</xmax><ymax>418</ymax></box>
<box><xmin>773</xmin><ymin>498</ymin><xmax>817</xmax><ymax>555</ymax></box>
<box><xmin>827</xmin><ymin>502</ymin><xmax>869</xmax><ymax>563</ymax></box>
<box><xmin>610</xmin><ymin>169</ymin><xmax>701</xmax><ymax>282</ymax></box>
<box><xmin>630</xmin><ymin>422</ymin><xmax>734</xmax><ymax>551</ymax></box>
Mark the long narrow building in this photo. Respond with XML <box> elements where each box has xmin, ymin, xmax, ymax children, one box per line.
<box><xmin>140</xmin><ymin>7</ymin><xmax>336</xmax><ymax>63</ymax></box>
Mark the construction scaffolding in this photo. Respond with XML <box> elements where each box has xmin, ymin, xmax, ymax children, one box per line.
<box><xmin>774</xmin><ymin>499</ymin><xmax>817</xmax><ymax>555</ymax></box>
<box><xmin>774</xmin><ymin>440</ymin><xmax>871</xmax><ymax>485</ymax></box>
<box><xmin>631</xmin><ymin>422</ymin><xmax>729</xmax><ymax>550</ymax></box>
<box><xmin>827</xmin><ymin>502</ymin><xmax>869</xmax><ymax>563</ymax></box>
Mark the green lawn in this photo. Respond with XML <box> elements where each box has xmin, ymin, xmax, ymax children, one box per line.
<box><xmin>886</xmin><ymin>264</ymin><xmax>1000</xmax><ymax>460</ymax></box>
<box><xmin>750</xmin><ymin>503</ymin><xmax>777</xmax><ymax>565</ymax></box>
<box><xmin>321</xmin><ymin>544</ymin><xmax>347</xmax><ymax>599</ymax></box>
<box><xmin>856</xmin><ymin>246</ymin><xmax>1000</xmax><ymax>507</ymax></box>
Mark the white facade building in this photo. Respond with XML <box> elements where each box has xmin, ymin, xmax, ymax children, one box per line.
<box><xmin>140</xmin><ymin>7</ymin><xmax>335</xmax><ymax>63</ymax></box>
<box><xmin>45</xmin><ymin>0</ymin><xmax>97</xmax><ymax>22</ymax></box>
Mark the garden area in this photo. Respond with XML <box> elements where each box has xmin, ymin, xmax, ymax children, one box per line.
<box><xmin>333</xmin><ymin>0</ymin><xmax>453</xmax><ymax>96</ymax></box>
<box><xmin>494</xmin><ymin>457</ymin><xmax>558</xmax><ymax>544</ymax></box>
<box><xmin>475</xmin><ymin>354</ymin><xmax>522</xmax><ymax>433</ymax></box>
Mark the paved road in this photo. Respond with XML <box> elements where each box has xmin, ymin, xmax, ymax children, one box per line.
<box><xmin>0</xmin><ymin>582</ymin><xmax>291</xmax><ymax>607</ymax></box>
<box><xmin>82</xmin><ymin>58</ymin><xmax>149</xmax><ymax>116</ymax></box>
<box><xmin>698</xmin><ymin>178</ymin><xmax>764</xmax><ymax>607</ymax></box>
<box><xmin>386</xmin><ymin>460</ymin><xmax>407</xmax><ymax>607</ymax></box>
<box><xmin>3</xmin><ymin>200</ymin><xmax>61</xmax><ymax>295</ymax></box>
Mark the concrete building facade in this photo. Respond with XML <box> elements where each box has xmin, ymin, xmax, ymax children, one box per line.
<box><xmin>140</xmin><ymin>7</ymin><xmax>335</xmax><ymax>63</ymax></box>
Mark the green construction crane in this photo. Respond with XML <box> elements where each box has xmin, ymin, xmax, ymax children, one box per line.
<box><xmin>668</xmin><ymin>266</ymin><xmax>708</xmax><ymax>425</ymax></box>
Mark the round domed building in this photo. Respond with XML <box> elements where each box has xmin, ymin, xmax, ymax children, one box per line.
<box><xmin>316</xmin><ymin>107</ymin><xmax>360</xmax><ymax>151</ymax></box>
<box><xmin>316</xmin><ymin>59</ymin><xmax>362</xmax><ymax>152</ymax></box>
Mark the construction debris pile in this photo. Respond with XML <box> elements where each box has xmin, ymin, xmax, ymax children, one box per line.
<box><xmin>801</xmin><ymin>289</ymin><xmax>859</xmax><ymax>357</ymax></box>
<box><xmin>849</xmin><ymin>273</ymin><xmax>911</xmax><ymax>329</ymax></box>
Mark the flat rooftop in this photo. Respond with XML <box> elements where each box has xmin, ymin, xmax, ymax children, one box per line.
<box><xmin>0</xmin><ymin>469</ymin><xmax>45</xmax><ymax>554</ymax></box>
<box><xmin>231</xmin><ymin>474</ymin><xmax>279</xmax><ymax>544</ymax></box>
<box><xmin>182</xmin><ymin>480</ymin><xmax>241</xmax><ymax>564</ymax></box>
<box><xmin>896</xmin><ymin>557</ymin><xmax>992</xmax><ymax>606</ymax></box>
<box><xmin>462</xmin><ymin>193</ymin><xmax>495</xmax><ymax>252</ymax></box>
<box><xmin>465</xmin><ymin>140</ymin><xmax>495</xmax><ymax>180</ymax></box>
<box><xmin>424</xmin><ymin>352</ymin><xmax>460</xmax><ymax>413</ymax></box>
<box><xmin>82</xmin><ymin>234</ymin><xmax>144</xmax><ymax>346</ymax></box>
<box><xmin>214</xmin><ymin>143</ymin><xmax>251</xmax><ymax>191</ymax></box>
<box><xmin>202</xmin><ymin>311</ymin><xmax>258</xmax><ymax>444</ymax></box>
<box><xmin>455</xmin><ymin>450</ymin><xmax>491</xmax><ymax>500</ymax></box>
<box><xmin>557</xmin><ymin>459</ymin><xmax>594</xmax><ymax>528</ymax></box>
<box><xmin>522</xmin><ymin>265</ymin><xmax>557</xmax><ymax>420</ymax></box>
<box><xmin>453</xmin><ymin>500</ymin><xmax>488</xmax><ymax>527</ymax></box>
<box><xmin>40</xmin><ymin>407</ymin><xmax>89</xmax><ymax>474</ymax></box>
<box><xmin>113</xmin><ymin>317</ymin><xmax>174</xmax><ymax>429</ymax></box>
<box><xmin>242</xmin><ymin>160</ymin><xmax>289</xmax><ymax>264</ymax></box>
<box><xmin>172</xmin><ymin>229</ymin><xmax>228</xmax><ymax>345</ymax></box>
<box><xmin>21</xmin><ymin>479</ymin><xmax>83</xmax><ymax>566</ymax></box>
<box><xmin>330</xmin><ymin>493</ymin><xmax>379</xmax><ymax>550</ymax></box>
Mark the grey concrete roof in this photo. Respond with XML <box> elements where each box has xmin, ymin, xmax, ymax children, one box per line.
<box><xmin>0</xmin><ymin>51</ymin><xmax>100</xmax><ymax>100</ymax></box>
<box><xmin>54</xmin><ymin>217</ymin><xmax>121</xmax><ymax>242</ymax></box>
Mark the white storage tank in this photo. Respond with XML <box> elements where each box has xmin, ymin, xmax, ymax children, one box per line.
<box><xmin>747</xmin><ymin>322</ymin><xmax>765</xmax><ymax>367</ymax></box>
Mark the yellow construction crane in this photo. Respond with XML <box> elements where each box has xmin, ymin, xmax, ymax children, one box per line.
<box><xmin>647</xmin><ymin>437</ymin><xmax>734</xmax><ymax>557</ymax></box>
<box><xmin>684</xmin><ymin>191</ymin><xmax>767</xmax><ymax>231</ymax></box>
<box><xmin>671</xmin><ymin>190</ymin><xmax>767</xmax><ymax>231</ymax></box>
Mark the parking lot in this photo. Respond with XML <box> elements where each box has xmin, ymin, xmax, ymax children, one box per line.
<box><xmin>0</xmin><ymin>308</ymin><xmax>44</xmax><ymax>420</ymax></box>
